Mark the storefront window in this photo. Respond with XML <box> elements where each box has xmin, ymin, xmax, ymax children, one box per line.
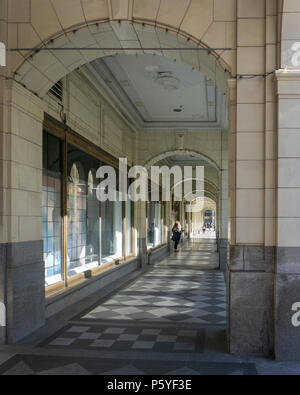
<box><xmin>43</xmin><ymin>127</ymin><xmax>135</xmax><ymax>291</ymax></box>
<box><xmin>101</xmin><ymin>191</ymin><xmax>123</xmax><ymax>264</ymax></box>
<box><xmin>67</xmin><ymin>145</ymin><xmax>100</xmax><ymax>277</ymax></box>
<box><xmin>43</xmin><ymin>133</ymin><xmax>62</xmax><ymax>286</ymax></box>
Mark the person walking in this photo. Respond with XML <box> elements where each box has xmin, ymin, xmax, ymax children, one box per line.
<box><xmin>172</xmin><ymin>222</ymin><xmax>182</xmax><ymax>253</ymax></box>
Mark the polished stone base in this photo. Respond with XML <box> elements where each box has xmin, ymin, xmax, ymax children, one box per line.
<box><xmin>229</xmin><ymin>271</ymin><xmax>274</xmax><ymax>356</ymax></box>
<box><xmin>230</xmin><ymin>245</ymin><xmax>275</xmax><ymax>273</ymax></box>
<box><xmin>229</xmin><ymin>245</ymin><xmax>275</xmax><ymax>357</ymax></box>
<box><xmin>148</xmin><ymin>245</ymin><xmax>169</xmax><ymax>265</ymax></box>
<box><xmin>138</xmin><ymin>237</ymin><xmax>148</xmax><ymax>267</ymax></box>
<box><xmin>229</xmin><ymin>244</ymin><xmax>300</xmax><ymax>360</ymax></box>
<box><xmin>0</xmin><ymin>241</ymin><xmax>45</xmax><ymax>344</ymax></box>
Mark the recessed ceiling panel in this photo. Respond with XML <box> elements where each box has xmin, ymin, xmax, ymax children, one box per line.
<box><xmin>89</xmin><ymin>53</ymin><xmax>220</xmax><ymax>129</ymax></box>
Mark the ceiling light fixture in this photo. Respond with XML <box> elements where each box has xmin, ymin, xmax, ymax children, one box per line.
<box><xmin>156</xmin><ymin>72</ymin><xmax>179</xmax><ymax>90</ymax></box>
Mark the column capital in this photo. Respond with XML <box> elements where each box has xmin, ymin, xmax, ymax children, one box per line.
<box><xmin>276</xmin><ymin>69</ymin><xmax>300</xmax><ymax>81</ymax></box>
<box><xmin>276</xmin><ymin>69</ymin><xmax>300</xmax><ymax>97</ymax></box>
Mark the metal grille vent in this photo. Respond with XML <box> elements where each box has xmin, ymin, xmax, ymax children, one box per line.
<box><xmin>49</xmin><ymin>80</ymin><xmax>63</xmax><ymax>102</ymax></box>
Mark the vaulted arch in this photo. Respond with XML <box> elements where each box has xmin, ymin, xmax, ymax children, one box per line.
<box><xmin>143</xmin><ymin>149</ymin><xmax>221</xmax><ymax>172</ymax></box>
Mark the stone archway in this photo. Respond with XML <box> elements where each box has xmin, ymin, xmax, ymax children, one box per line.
<box><xmin>144</xmin><ymin>149</ymin><xmax>221</xmax><ymax>171</ymax></box>
<box><xmin>3</xmin><ymin>0</ymin><xmax>235</xmax><ymax>97</ymax></box>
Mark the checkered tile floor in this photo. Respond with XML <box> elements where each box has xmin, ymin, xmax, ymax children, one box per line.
<box><xmin>39</xmin><ymin>239</ymin><xmax>226</xmax><ymax>355</ymax></box>
<box><xmin>42</xmin><ymin>324</ymin><xmax>205</xmax><ymax>353</ymax></box>
<box><xmin>164</xmin><ymin>239</ymin><xmax>220</xmax><ymax>269</ymax></box>
<box><xmin>80</xmin><ymin>270</ymin><xmax>226</xmax><ymax>325</ymax></box>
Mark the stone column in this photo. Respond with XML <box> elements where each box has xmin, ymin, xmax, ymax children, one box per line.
<box><xmin>228</xmin><ymin>1</ymin><xmax>275</xmax><ymax>357</ymax></box>
<box><xmin>0</xmin><ymin>0</ymin><xmax>8</xmax><ymax>343</ymax></box>
<box><xmin>135</xmin><ymin>200</ymin><xmax>148</xmax><ymax>267</ymax></box>
<box><xmin>219</xmin><ymin>126</ymin><xmax>229</xmax><ymax>270</ymax></box>
<box><xmin>0</xmin><ymin>80</ymin><xmax>45</xmax><ymax>343</ymax></box>
<box><xmin>275</xmin><ymin>70</ymin><xmax>300</xmax><ymax>360</ymax></box>
<box><xmin>219</xmin><ymin>169</ymin><xmax>229</xmax><ymax>271</ymax></box>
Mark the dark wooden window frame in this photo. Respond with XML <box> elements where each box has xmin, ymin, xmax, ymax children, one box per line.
<box><xmin>43</xmin><ymin>114</ymin><xmax>136</xmax><ymax>295</ymax></box>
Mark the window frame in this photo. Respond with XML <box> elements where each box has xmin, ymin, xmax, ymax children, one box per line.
<box><xmin>43</xmin><ymin>114</ymin><xmax>136</xmax><ymax>296</ymax></box>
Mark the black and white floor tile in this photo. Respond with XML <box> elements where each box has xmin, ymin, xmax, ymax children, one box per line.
<box><xmin>40</xmin><ymin>324</ymin><xmax>206</xmax><ymax>353</ymax></box>
<box><xmin>78</xmin><ymin>270</ymin><xmax>226</xmax><ymax>326</ymax></box>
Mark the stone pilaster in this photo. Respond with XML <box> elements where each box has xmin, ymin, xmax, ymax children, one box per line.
<box><xmin>228</xmin><ymin>1</ymin><xmax>275</xmax><ymax>357</ymax></box>
<box><xmin>0</xmin><ymin>80</ymin><xmax>45</xmax><ymax>343</ymax></box>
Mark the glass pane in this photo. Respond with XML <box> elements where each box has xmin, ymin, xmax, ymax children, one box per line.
<box><xmin>87</xmin><ymin>171</ymin><xmax>100</xmax><ymax>264</ymax></box>
<box><xmin>147</xmin><ymin>202</ymin><xmax>162</xmax><ymax>248</ymax></box>
<box><xmin>67</xmin><ymin>145</ymin><xmax>100</xmax><ymax>278</ymax></box>
<box><xmin>101</xmin><ymin>190</ymin><xmax>123</xmax><ymax>264</ymax></box>
<box><xmin>147</xmin><ymin>202</ymin><xmax>155</xmax><ymax>248</ymax></box>
<box><xmin>43</xmin><ymin>132</ymin><xmax>62</xmax><ymax>287</ymax></box>
<box><xmin>126</xmin><ymin>200</ymin><xmax>132</xmax><ymax>256</ymax></box>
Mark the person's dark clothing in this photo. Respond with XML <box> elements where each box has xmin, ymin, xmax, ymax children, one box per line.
<box><xmin>172</xmin><ymin>229</ymin><xmax>182</xmax><ymax>251</ymax></box>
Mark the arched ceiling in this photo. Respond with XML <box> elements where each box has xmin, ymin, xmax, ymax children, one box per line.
<box><xmin>144</xmin><ymin>149</ymin><xmax>221</xmax><ymax>171</ymax></box>
<box><xmin>150</xmin><ymin>152</ymin><xmax>219</xmax><ymax>202</ymax></box>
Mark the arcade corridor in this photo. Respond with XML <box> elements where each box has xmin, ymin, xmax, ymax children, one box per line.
<box><xmin>3</xmin><ymin>0</ymin><xmax>300</xmax><ymax>373</ymax></box>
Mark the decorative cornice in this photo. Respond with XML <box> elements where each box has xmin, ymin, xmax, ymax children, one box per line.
<box><xmin>275</xmin><ymin>69</ymin><xmax>300</xmax><ymax>81</ymax></box>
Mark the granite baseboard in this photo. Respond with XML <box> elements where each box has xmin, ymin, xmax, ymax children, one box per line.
<box><xmin>0</xmin><ymin>241</ymin><xmax>45</xmax><ymax>344</ymax></box>
<box><xmin>148</xmin><ymin>245</ymin><xmax>169</xmax><ymax>265</ymax></box>
<box><xmin>230</xmin><ymin>245</ymin><xmax>275</xmax><ymax>273</ymax></box>
<box><xmin>229</xmin><ymin>245</ymin><xmax>300</xmax><ymax>359</ymax></box>
<box><xmin>229</xmin><ymin>271</ymin><xmax>274</xmax><ymax>357</ymax></box>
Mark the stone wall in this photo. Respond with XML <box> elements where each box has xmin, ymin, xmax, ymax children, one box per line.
<box><xmin>0</xmin><ymin>81</ymin><xmax>45</xmax><ymax>343</ymax></box>
<box><xmin>44</xmin><ymin>70</ymin><xmax>137</xmax><ymax>165</ymax></box>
